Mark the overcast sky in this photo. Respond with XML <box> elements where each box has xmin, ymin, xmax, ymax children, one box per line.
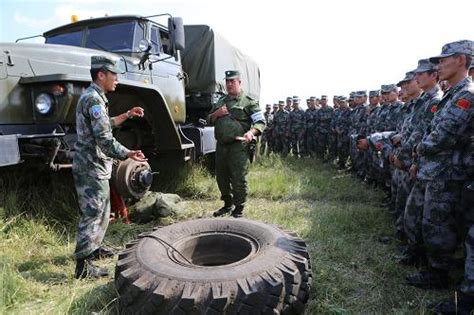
<box><xmin>1</xmin><ymin>0</ymin><xmax>473</xmax><ymax>107</ymax></box>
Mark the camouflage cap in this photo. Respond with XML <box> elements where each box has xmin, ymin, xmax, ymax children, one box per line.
<box><xmin>369</xmin><ymin>90</ymin><xmax>380</xmax><ymax>97</ymax></box>
<box><xmin>279</xmin><ymin>100</ymin><xmax>285</xmax><ymax>105</ymax></box>
<box><xmin>354</xmin><ymin>90</ymin><xmax>367</xmax><ymax>97</ymax></box>
<box><xmin>415</xmin><ymin>58</ymin><xmax>437</xmax><ymax>73</ymax></box>
<box><xmin>286</xmin><ymin>96</ymin><xmax>293</xmax><ymax>101</ymax></box>
<box><xmin>397</xmin><ymin>70</ymin><xmax>416</xmax><ymax>86</ymax></box>
<box><xmin>292</xmin><ymin>96</ymin><xmax>300</xmax><ymax>103</ymax></box>
<box><xmin>429</xmin><ymin>40</ymin><xmax>473</xmax><ymax>64</ymax></box>
<box><xmin>225</xmin><ymin>70</ymin><xmax>240</xmax><ymax>79</ymax></box>
<box><xmin>339</xmin><ymin>96</ymin><xmax>348</xmax><ymax>101</ymax></box>
<box><xmin>91</xmin><ymin>55</ymin><xmax>124</xmax><ymax>74</ymax></box>
<box><xmin>349</xmin><ymin>92</ymin><xmax>356</xmax><ymax>100</ymax></box>
<box><xmin>381</xmin><ymin>84</ymin><xmax>398</xmax><ymax>93</ymax></box>
<box><xmin>265</xmin><ymin>104</ymin><xmax>272</xmax><ymax>109</ymax></box>
<box><xmin>273</xmin><ymin>103</ymin><xmax>279</xmax><ymax>108</ymax></box>
<box><xmin>309</xmin><ymin>96</ymin><xmax>316</xmax><ymax>100</ymax></box>
<box><xmin>321</xmin><ymin>95</ymin><xmax>328</xmax><ymax>100</ymax></box>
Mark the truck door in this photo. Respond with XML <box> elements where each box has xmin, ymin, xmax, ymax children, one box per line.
<box><xmin>149</xmin><ymin>25</ymin><xmax>186</xmax><ymax>124</ymax></box>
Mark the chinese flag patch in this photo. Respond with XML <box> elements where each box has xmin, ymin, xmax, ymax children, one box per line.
<box><xmin>430</xmin><ymin>105</ymin><xmax>438</xmax><ymax>113</ymax></box>
<box><xmin>457</xmin><ymin>98</ymin><xmax>471</xmax><ymax>110</ymax></box>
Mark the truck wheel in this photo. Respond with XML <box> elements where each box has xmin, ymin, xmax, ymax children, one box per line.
<box><xmin>115</xmin><ymin>218</ymin><xmax>312</xmax><ymax>314</ymax></box>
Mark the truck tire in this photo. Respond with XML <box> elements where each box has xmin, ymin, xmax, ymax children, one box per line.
<box><xmin>115</xmin><ymin>218</ymin><xmax>312</xmax><ymax>314</ymax></box>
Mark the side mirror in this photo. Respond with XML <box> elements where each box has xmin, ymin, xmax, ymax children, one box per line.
<box><xmin>168</xmin><ymin>17</ymin><xmax>185</xmax><ymax>52</ymax></box>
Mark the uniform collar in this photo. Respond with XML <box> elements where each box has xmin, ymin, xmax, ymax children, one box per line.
<box><xmin>90</xmin><ymin>82</ymin><xmax>109</xmax><ymax>105</ymax></box>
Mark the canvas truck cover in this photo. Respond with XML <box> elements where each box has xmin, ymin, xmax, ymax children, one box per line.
<box><xmin>181</xmin><ymin>25</ymin><xmax>261</xmax><ymax>101</ymax></box>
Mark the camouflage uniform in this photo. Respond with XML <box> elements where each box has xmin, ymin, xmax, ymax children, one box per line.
<box><xmin>304</xmin><ymin>106</ymin><xmax>318</xmax><ymax>157</ymax></box>
<box><xmin>208</xmin><ymin>88</ymin><xmax>265</xmax><ymax>209</ymax></box>
<box><xmin>403</xmin><ymin>84</ymin><xmax>442</xmax><ymax>249</ymax></box>
<box><xmin>335</xmin><ymin>102</ymin><xmax>352</xmax><ymax>168</ymax></box>
<box><xmin>289</xmin><ymin>107</ymin><xmax>306</xmax><ymax>156</ymax></box>
<box><xmin>314</xmin><ymin>106</ymin><xmax>334</xmax><ymax>159</ymax></box>
<box><xmin>416</xmin><ymin>76</ymin><xmax>473</xmax><ymax>271</ymax></box>
<box><xmin>259</xmin><ymin>109</ymin><xmax>274</xmax><ymax>155</ymax></box>
<box><xmin>73</xmin><ymin>82</ymin><xmax>130</xmax><ymax>259</ymax></box>
<box><xmin>273</xmin><ymin>108</ymin><xmax>290</xmax><ymax>156</ymax></box>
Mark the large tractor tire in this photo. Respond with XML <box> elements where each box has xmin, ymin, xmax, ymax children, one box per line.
<box><xmin>115</xmin><ymin>218</ymin><xmax>312</xmax><ymax>314</ymax></box>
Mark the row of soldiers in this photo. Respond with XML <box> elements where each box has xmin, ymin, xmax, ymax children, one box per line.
<box><xmin>260</xmin><ymin>39</ymin><xmax>474</xmax><ymax>314</ymax></box>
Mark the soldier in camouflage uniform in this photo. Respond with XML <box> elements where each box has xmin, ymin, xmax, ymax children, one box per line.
<box><xmin>329</xmin><ymin>96</ymin><xmax>340</xmax><ymax>162</ymax></box>
<box><xmin>305</xmin><ymin>96</ymin><xmax>318</xmax><ymax>157</ymax></box>
<box><xmin>208</xmin><ymin>70</ymin><xmax>265</xmax><ymax>218</ymax></box>
<box><xmin>259</xmin><ymin>104</ymin><xmax>273</xmax><ymax>155</ymax></box>
<box><xmin>390</xmin><ymin>71</ymin><xmax>422</xmax><ymax>242</ymax></box>
<box><xmin>399</xmin><ymin>59</ymin><xmax>442</xmax><ymax>266</ymax></box>
<box><xmin>315</xmin><ymin>95</ymin><xmax>334</xmax><ymax>161</ymax></box>
<box><xmin>335</xmin><ymin>96</ymin><xmax>352</xmax><ymax>169</ymax></box>
<box><xmin>285</xmin><ymin>96</ymin><xmax>293</xmax><ymax>112</ymax></box>
<box><xmin>365</xmin><ymin>90</ymin><xmax>382</xmax><ymax>184</ymax></box>
<box><xmin>73</xmin><ymin>56</ymin><xmax>147</xmax><ymax>279</ymax></box>
<box><xmin>405</xmin><ymin>40</ymin><xmax>473</xmax><ymax>290</ymax></box>
<box><xmin>273</xmin><ymin>100</ymin><xmax>290</xmax><ymax>156</ymax></box>
<box><xmin>288</xmin><ymin>96</ymin><xmax>306</xmax><ymax>157</ymax></box>
<box><xmin>349</xmin><ymin>91</ymin><xmax>369</xmax><ymax>176</ymax></box>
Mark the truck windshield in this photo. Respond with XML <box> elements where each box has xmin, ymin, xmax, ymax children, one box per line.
<box><xmin>45</xmin><ymin>20</ymin><xmax>144</xmax><ymax>53</ymax></box>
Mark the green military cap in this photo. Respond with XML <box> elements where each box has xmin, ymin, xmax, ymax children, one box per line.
<box><xmin>91</xmin><ymin>55</ymin><xmax>124</xmax><ymax>74</ymax></box>
<box><xmin>225</xmin><ymin>70</ymin><xmax>241</xmax><ymax>79</ymax></box>
<box><xmin>286</xmin><ymin>96</ymin><xmax>293</xmax><ymax>101</ymax></box>
<box><xmin>429</xmin><ymin>40</ymin><xmax>473</xmax><ymax>64</ymax></box>
<box><xmin>369</xmin><ymin>90</ymin><xmax>380</xmax><ymax>97</ymax></box>
<box><xmin>339</xmin><ymin>96</ymin><xmax>347</xmax><ymax>101</ymax></box>
<box><xmin>292</xmin><ymin>96</ymin><xmax>300</xmax><ymax>103</ymax></box>
<box><xmin>265</xmin><ymin>103</ymin><xmax>272</xmax><ymax>109</ymax></box>
<box><xmin>310</xmin><ymin>96</ymin><xmax>316</xmax><ymax>100</ymax></box>
<box><xmin>279</xmin><ymin>100</ymin><xmax>285</xmax><ymax>105</ymax></box>
<box><xmin>354</xmin><ymin>90</ymin><xmax>367</xmax><ymax>97</ymax></box>
<box><xmin>349</xmin><ymin>92</ymin><xmax>356</xmax><ymax>100</ymax></box>
<box><xmin>321</xmin><ymin>95</ymin><xmax>328</xmax><ymax>100</ymax></box>
<box><xmin>273</xmin><ymin>103</ymin><xmax>279</xmax><ymax>108</ymax></box>
<box><xmin>415</xmin><ymin>58</ymin><xmax>437</xmax><ymax>73</ymax></box>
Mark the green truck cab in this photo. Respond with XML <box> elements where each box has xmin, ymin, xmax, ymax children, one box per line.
<box><xmin>1</xmin><ymin>15</ymin><xmax>194</xmax><ymax>170</ymax></box>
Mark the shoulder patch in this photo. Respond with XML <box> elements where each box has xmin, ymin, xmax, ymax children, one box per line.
<box><xmin>91</xmin><ymin>105</ymin><xmax>104</xmax><ymax>119</ymax></box>
<box><xmin>457</xmin><ymin>98</ymin><xmax>471</xmax><ymax>110</ymax></box>
<box><xmin>430</xmin><ymin>104</ymin><xmax>438</xmax><ymax>113</ymax></box>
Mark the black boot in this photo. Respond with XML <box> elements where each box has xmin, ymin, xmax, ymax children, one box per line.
<box><xmin>75</xmin><ymin>258</ymin><xmax>109</xmax><ymax>279</ymax></box>
<box><xmin>231</xmin><ymin>205</ymin><xmax>244</xmax><ymax>218</ymax></box>
<box><xmin>213</xmin><ymin>199</ymin><xmax>235</xmax><ymax>217</ymax></box>
<box><xmin>431</xmin><ymin>292</ymin><xmax>474</xmax><ymax>315</ymax></box>
<box><xmin>406</xmin><ymin>269</ymin><xmax>449</xmax><ymax>289</ymax></box>
<box><xmin>88</xmin><ymin>246</ymin><xmax>116</xmax><ymax>260</ymax></box>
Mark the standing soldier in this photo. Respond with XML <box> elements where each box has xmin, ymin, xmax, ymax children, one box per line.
<box><xmin>405</xmin><ymin>40</ymin><xmax>473</xmax><ymax>290</ymax></box>
<box><xmin>315</xmin><ymin>95</ymin><xmax>334</xmax><ymax>161</ymax></box>
<box><xmin>273</xmin><ymin>100</ymin><xmax>290</xmax><ymax>156</ymax></box>
<box><xmin>305</xmin><ymin>96</ymin><xmax>318</xmax><ymax>157</ymax></box>
<box><xmin>288</xmin><ymin>96</ymin><xmax>306</xmax><ymax>157</ymax></box>
<box><xmin>208</xmin><ymin>70</ymin><xmax>266</xmax><ymax>218</ymax></box>
<box><xmin>73</xmin><ymin>56</ymin><xmax>147</xmax><ymax>279</ymax></box>
<box><xmin>399</xmin><ymin>59</ymin><xmax>442</xmax><ymax>266</ymax></box>
<box><xmin>335</xmin><ymin>96</ymin><xmax>352</xmax><ymax>169</ymax></box>
<box><xmin>259</xmin><ymin>104</ymin><xmax>273</xmax><ymax>155</ymax></box>
<box><xmin>329</xmin><ymin>96</ymin><xmax>340</xmax><ymax>162</ymax></box>
<box><xmin>285</xmin><ymin>96</ymin><xmax>293</xmax><ymax>112</ymax></box>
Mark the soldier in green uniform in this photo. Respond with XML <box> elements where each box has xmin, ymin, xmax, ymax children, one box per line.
<box><xmin>259</xmin><ymin>104</ymin><xmax>273</xmax><ymax>155</ymax></box>
<box><xmin>73</xmin><ymin>55</ymin><xmax>147</xmax><ymax>279</ymax></box>
<box><xmin>208</xmin><ymin>70</ymin><xmax>265</xmax><ymax>218</ymax></box>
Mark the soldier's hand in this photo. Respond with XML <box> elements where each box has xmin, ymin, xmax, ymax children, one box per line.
<box><xmin>127</xmin><ymin>150</ymin><xmax>147</xmax><ymax>162</ymax></box>
<box><xmin>129</xmin><ymin>106</ymin><xmax>145</xmax><ymax>118</ymax></box>
<box><xmin>409</xmin><ymin>164</ymin><xmax>418</xmax><ymax>180</ymax></box>
<box><xmin>391</xmin><ymin>134</ymin><xmax>402</xmax><ymax>146</ymax></box>
<box><xmin>392</xmin><ymin>155</ymin><xmax>404</xmax><ymax>169</ymax></box>
<box><xmin>242</xmin><ymin>131</ymin><xmax>255</xmax><ymax>142</ymax></box>
<box><xmin>211</xmin><ymin>105</ymin><xmax>229</xmax><ymax>122</ymax></box>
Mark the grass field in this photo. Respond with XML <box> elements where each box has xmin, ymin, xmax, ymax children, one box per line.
<box><xmin>0</xmin><ymin>155</ymin><xmax>455</xmax><ymax>314</ymax></box>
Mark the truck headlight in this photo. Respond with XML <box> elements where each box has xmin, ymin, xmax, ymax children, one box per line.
<box><xmin>35</xmin><ymin>93</ymin><xmax>53</xmax><ymax>115</ymax></box>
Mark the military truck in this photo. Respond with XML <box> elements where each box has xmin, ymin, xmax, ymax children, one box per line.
<box><xmin>0</xmin><ymin>14</ymin><xmax>260</xmax><ymax>194</ymax></box>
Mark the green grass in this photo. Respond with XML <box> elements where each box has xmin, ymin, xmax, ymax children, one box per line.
<box><xmin>0</xmin><ymin>156</ymin><xmax>456</xmax><ymax>314</ymax></box>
